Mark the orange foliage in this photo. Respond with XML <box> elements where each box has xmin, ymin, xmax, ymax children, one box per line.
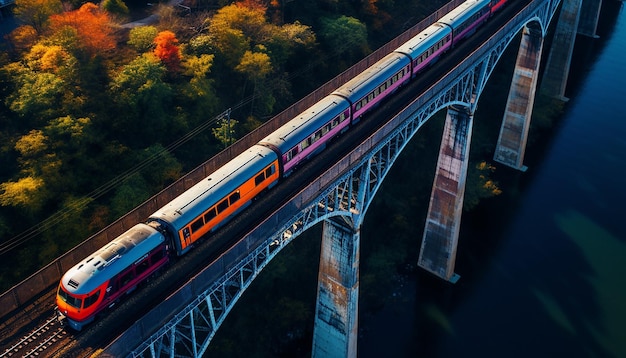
<box><xmin>9</xmin><ymin>25</ymin><xmax>39</xmax><ymax>52</ymax></box>
<box><xmin>153</xmin><ymin>31</ymin><xmax>181</xmax><ymax>72</ymax></box>
<box><xmin>49</xmin><ymin>3</ymin><xmax>115</xmax><ymax>56</ymax></box>
<box><xmin>236</xmin><ymin>0</ymin><xmax>267</xmax><ymax>12</ymax></box>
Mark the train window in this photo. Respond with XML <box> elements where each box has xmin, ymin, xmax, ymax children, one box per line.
<box><xmin>191</xmin><ymin>218</ymin><xmax>204</xmax><ymax>233</ymax></box>
<box><xmin>368</xmin><ymin>93</ymin><xmax>374</xmax><ymax>101</ymax></box>
<box><xmin>229</xmin><ymin>191</ymin><xmax>240</xmax><ymax>204</ymax></box>
<box><xmin>315</xmin><ymin>130</ymin><xmax>322</xmax><ymax>140</ymax></box>
<box><xmin>217</xmin><ymin>198</ymin><xmax>229</xmax><ymax>212</ymax></box>
<box><xmin>333</xmin><ymin>117</ymin><xmax>340</xmax><ymax>127</ymax></box>
<box><xmin>266</xmin><ymin>165</ymin><xmax>275</xmax><ymax>178</ymax></box>
<box><xmin>135</xmin><ymin>259</ymin><xmax>150</xmax><ymax>276</ymax></box>
<box><xmin>255</xmin><ymin>172</ymin><xmax>265</xmax><ymax>185</ymax></box>
<box><xmin>325</xmin><ymin>123</ymin><xmax>332</xmax><ymax>133</ymax></box>
<box><xmin>84</xmin><ymin>291</ymin><xmax>100</xmax><ymax>308</ymax></box>
<box><xmin>120</xmin><ymin>270</ymin><xmax>135</xmax><ymax>287</ymax></box>
<box><xmin>152</xmin><ymin>249</ymin><xmax>164</xmax><ymax>262</ymax></box>
<box><xmin>204</xmin><ymin>207</ymin><xmax>217</xmax><ymax>222</ymax></box>
<box><xmin>58</xmin><ymin>287</ymin><xmax>82</xmax><ymax>308</ymax></box>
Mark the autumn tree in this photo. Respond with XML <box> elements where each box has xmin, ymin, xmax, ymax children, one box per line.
<box><xmin>0</xmin><ymin>176</ymin><xmax>47</xmax><ymax>212</ymax></box>
<box><xmin>153</xmin><ymin>30</ymin><xmax>182</xmax><ymax>73</ymax></box>
<box><xmin>464</xmin><ymin>161</ymin><xmax>502</xmax><ymax>211</ymax></box>
<box><xmin>48</xmin><ymin>3</ymin><xmax>116</xmax><ymax>57</ymax></box>
<box><xmin>13</xmin><ymin>0</ymin><xmax>62</xmax><ymax>33</ymax></box>
<box><xmin>8</xmin><ymin>25</ymin><xmax>39</xmax><ymax>53</ymax></box>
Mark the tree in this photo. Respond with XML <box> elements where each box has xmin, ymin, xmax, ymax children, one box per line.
<box><xmin>48</xmin><ymin>2</ymin><xmax>116</xmax><ymax>57</ymax></box>
<box><xmin>6</xmin><ymin>69</ymin><xmax>66</xmax><ymax>120</ymax></box>
<box><xmin>212</xmin><ymin>117</ymin><xmax>238</xmax><ymax>148</ymax></box>
<box><xmin>153</xmin><ymin>31</ymin><xmax>182</xmax><ymax>73</ymax></box>
<box><xmin>128</xmin><ymin>26</ymin><xmax>158</xmax><ymax>53</ymax></box>
<box><xmin>8</xmin><ymin>25</ymin><xmax>39</xmax><ymax>53</ymax></box>
<box><xmin>109</xmin><ymin>53</ymin><xmax>172</xmax><ymax>144</ymax></box>
<box><xmin>319</xmin><ymin>16</ymin><xmax>370</xmax><ymax>66</ymax></box>
<box><xmin>101</xmin><ymin>0</ymin><xmax>129</xmax><ymax>16</ymax></box>
<box><xmin>180</xmin><ymin>54</ymin><xmax>219</xmax><ymax>119</ymax></box>
<box><xmin>0</xmin><ymin>176</ymin><xmax>47</xmax><ymax>212</ymax></box>
<box><xmin>13</xmin><ymin>0</ymin><xmax>62</xmax><ymax>33</ymax></box>
<box><xmin>109</xmin><ymin>174</ymin><xmax>151</xmax><ymax>219</ymax></box>
<box><xmin>235</xmin><ymin>50</ymin><xmax>271</xmax><ymax>80</ymax></box>
<box><xmin>464</xmin><ymin>161</ymin><xmax>502</xmax><ymax>211</ymax></box>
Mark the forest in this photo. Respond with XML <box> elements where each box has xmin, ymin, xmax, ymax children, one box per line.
<box><xmin>0</xmin><ymin>0</ymin><xmax>444</xmax><ymax>291</ymax></box>
<box><xmin>0</xmin><ymin>0</ymin><xmax>513</xmax><ymax>302</ymax></box>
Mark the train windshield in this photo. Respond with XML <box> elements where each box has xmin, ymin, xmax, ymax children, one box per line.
<box><xmin>58</xmin><ymin>286</ymin><xmax>83</xmax><ymax>309</ymax></box>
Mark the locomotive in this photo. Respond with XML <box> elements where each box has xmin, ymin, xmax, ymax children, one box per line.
<box><xmin>56</xmin><ymin>0</ymin><xmax>508</xmax><ymax>331</ymax></box>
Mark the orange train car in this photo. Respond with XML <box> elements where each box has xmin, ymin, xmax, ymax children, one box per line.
<box><xmin>147</xmin><ymin>145</ymin><xmax>280</xmax><ymax>255</ymax></box>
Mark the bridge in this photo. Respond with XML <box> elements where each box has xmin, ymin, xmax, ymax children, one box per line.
<box><xmin>0</xmin><ymin>0</ymin><xmax>603</xmax><ymax>357</ymax></box>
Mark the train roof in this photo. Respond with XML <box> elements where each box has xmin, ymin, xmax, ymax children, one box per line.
<box><xmin>394</xmin><ymin>23</ymin><xmax>452</xmax><ymax>58</ymax></box>
<box><xmin>60</xmin><ymin>223</ymin><xmax>165</xmax><ymax>295</ymax></box>
<box><xmin>331</xmin><ymin>52</ymin><xmax>410</xmax><ymax>102</ymax></box>
<box><xmin>436</xmin><ymin>0</ymin><xmax>491</xmax><ymax>28</ymax></box>
<box><xmin>257</xmin><ymin>95</ymin><xmax>350</xmax><ymax>152</ymax></box>
<box><xmin>149</xmin><ymin>145</ymin><xmax>277</xmax><ymax>231</ymax></box>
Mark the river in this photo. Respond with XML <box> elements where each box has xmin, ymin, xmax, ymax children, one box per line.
<box><xmin>359</xmin><ymin>1</ymin><xmax>626</xmax><ymax>357</ymax></box>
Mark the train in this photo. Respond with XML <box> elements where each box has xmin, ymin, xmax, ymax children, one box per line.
<box><xmin>56</xmin><ymin>0</ymin><xmax>508</xmax><ymax>331</ymax></box>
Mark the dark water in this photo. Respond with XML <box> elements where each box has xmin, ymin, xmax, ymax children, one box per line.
<box><xmin>360</xmin><ymin>2</ymin><xmax>626</xmax><ymax>358</ymax></box>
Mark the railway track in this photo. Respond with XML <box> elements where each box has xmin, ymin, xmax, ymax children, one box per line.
<box><xmin>1</xmin><ymin>313</ymin><xmax>67</xmax><ymax>358</ymax></box>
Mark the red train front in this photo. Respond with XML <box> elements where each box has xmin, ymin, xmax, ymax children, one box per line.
<box><xmin>56</xmin><ymin>223</ymin><xmax>169</xmax><ymax>331</ymax></box>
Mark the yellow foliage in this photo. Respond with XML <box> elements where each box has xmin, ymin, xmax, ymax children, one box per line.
<box><xmin>0</xmin><ymin>176</ymin><xmax>45</xmax><ymax>208</ymax></box>
<box><xmin>14</xmin><ymin>129</ymin><xmax>48</xmax><ymax>157</ymax></box>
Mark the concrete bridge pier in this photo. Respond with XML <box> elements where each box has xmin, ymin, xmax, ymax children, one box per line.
<box><xmin>312</xmin><ymin>217</ymin><xmax>359</xmax><ymax>358</ymax></box>
<box><xmin>540</xmin><ymin>0</ymin><xmax>582</xmax><ymax>100</ymax></box>
<box><xmin>417</xmin><ymin>106</ymin><xmax>473</xmax><ymax>282</ymax></box>
<box><xmin>578</xmin><ymin>0</ymin><xmax>602</xmax><ymax>38</ymax></box>
<box><xmin>494</xmin><ymin>25</ymin><xmax>544</xmax><ymax>170</ymax></box>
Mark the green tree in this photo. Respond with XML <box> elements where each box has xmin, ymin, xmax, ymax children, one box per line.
<box><xmin>6</xmin><ymin>68</ymin><xmax>66</xmax><ymax>121</ymax></box>
<box><xmin>109</xmin><ymin>53</ymin><xmax>172</xmax><ymax>144</ymax></box>
<box><xmin>138</xmin><ymin>144</ymin><xmax>183</xmax><ymax>188</ymax></box>
<box><xmin>319</xmin><ymin>15</ymin><xmax>370</xmax><ymax>66</ymax></box>
<box><xmin>180</xmin><ymin>54</ymin><xmax>219</xmax><ymax>120</ymax></box>
<box><xmin>109</xmin><ymin>173</ymin><xmax>151</xmax><ymax>219</ymax></box>
<box><xmin>212</xmin><ymin>117</ymin><xmax>238</xmax><ymax>148</ymax></box>
<box><xmin>13</xmin><ymin>0</ymin><xmax>62</xmax><ymax>33</ymax></box>
<box><xmin>101</xmin><ymin>0</ymin><xmax>129</xmax><ymax>16</ymax></box>
<box><xmin>128</xmin><ymin>26</ymin><xmax>158</xmax><ymax>53</ymax></box>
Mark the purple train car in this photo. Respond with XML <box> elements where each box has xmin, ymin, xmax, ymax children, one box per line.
<box><xmin>258</xmin><ymin>95</ymin><xmax>351</xmax><ymax>176</ymax></box>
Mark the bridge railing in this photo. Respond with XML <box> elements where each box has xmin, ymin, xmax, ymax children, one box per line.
<box><xmin>0</xmin><ymin>0</ymin><xmax>465</xmax><ymax>324</ymax></box>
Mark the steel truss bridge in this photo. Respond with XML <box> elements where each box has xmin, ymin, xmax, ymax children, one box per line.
<box><xmin>104</xmin><ymin>0</ymin><xmax>566</xmax><ymax>356</ymax></box>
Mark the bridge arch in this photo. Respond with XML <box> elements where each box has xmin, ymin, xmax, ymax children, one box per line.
<box><xmin>107</xmin><ymin>1</ymin><xmax>564</xmax><ymax>357</ymax></box>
